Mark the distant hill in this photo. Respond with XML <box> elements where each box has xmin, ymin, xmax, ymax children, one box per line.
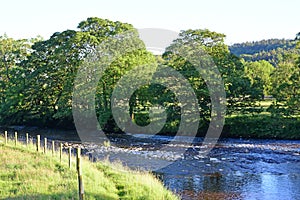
<box><xmin>229</xmin><ymin>39</ymin><xmax>298</xmax><ymax>66</ymax></box>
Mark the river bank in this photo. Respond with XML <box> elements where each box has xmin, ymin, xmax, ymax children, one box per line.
<box><xmin>0</xmin><ymin>136</ymin><xmax>178</xmax><ymax>200</ymax></box>
<box><xmin>2</xmin><ymin>114</ymin><xmax>300</xmax><ymax>141</ymax></box>
<box><xmin>2</xmin><ymin>126</ymin><xmax>300</xmax><ymax>199</ymax></box>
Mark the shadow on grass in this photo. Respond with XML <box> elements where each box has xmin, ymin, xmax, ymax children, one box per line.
<box><xmin>4</xmin><ymin>191</ymin><xmax>117</xmax><ymax>200</ymax></box>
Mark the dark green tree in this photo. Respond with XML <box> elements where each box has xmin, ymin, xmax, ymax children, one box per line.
<box><xmin>2</xmin><ymin>17</ymin><xmax>156</xmax><ymax>129</ymax></box>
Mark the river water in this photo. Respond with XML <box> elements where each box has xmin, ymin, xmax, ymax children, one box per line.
<box><xmin>4</xmin><ymin>127</ymin><xmax>300</xmax><ymax>200</ymax></box>
<box><xmin>155</xmin><ymin>139</ymin><xmax>300</xmax><ymax>199</ymax></box>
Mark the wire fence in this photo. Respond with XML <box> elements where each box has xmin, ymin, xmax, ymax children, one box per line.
<box><xmin>2</xmin><ymin>131</ymin><xmax>84</xmax><ymax>200</ymax></box>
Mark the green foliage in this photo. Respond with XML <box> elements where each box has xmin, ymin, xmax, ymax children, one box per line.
<box><xmin>0</xmin><ymin>18</ymin><xmax>156</xmax><ymax>130</ymax></box>
<box><xmin>269</xmin><ymin>47</ymin><xmax>300</xmax><ymax>117</ymax></box>
<box><xmin>230</xmin><ymin>39</ymin><xmax>296</xmax><ymax>56</ymax></box>
<box><xmin>230</xmin><ymin>39</ymin><xmax>299</xmax><ymax>66</ymax></box>
<box><xmin>95</xmin><ymin>49</ymin><xmax>156</xmax><ymax>133</ymax></box>
<box><xmin>0</xmin><ymin>18</ymin><xmax>299</xmax><ymax>138</ymax></box>
<box><xmin>0</xmin><ymin>35</ymin><xmax>38</xmax><ymax>124</ymax></box>
<box><xmin>163</xmin><ymin>29</ymin><xmax>258</xmax><ymax>117</ymax></box>
<box><xmin>244</xmin><ymin>60</ymin><xmax>275</xmax><ymax>96</ymax></box>
<box><xmin>226</xmin><ymin>115</ymin><xmax>300</xmax><ymax>139</ymax></box>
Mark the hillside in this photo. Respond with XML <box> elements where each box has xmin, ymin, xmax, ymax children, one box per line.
<box><xmin>229</xmin><ymin>39</ymin><xmax>298</xmax><ymax>66</ymax></box>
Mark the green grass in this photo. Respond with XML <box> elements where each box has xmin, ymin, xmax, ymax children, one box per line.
<box><xmin>0</xmin><ymin>137</ymin><xmax>178</xmax><ymax>200</ymax></box>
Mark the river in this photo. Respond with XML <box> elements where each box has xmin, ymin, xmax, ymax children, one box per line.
<box><xmin>4</xmin><ymin>127</ymin><xmax>300</xmax><ymax>200</ymax></box>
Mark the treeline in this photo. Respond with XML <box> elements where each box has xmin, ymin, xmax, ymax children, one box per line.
<box><xmin>230</xmin><ymin>39</ymin><xmax>296</xmax><ymax>56</ymax></box>
<box><xmin>0</xmin><ymin>17</ymin><xmax>300</xmax><ymax>138</ymax></box>
<box><xmin>230</xmin><ymin>39</ymin><xmax>300</xmax><ymax>66</ymax></box>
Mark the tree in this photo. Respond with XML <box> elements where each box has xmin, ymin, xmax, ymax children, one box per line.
<box><xmin>230</xmin><ymin>39</ymin><xmax>298</xmax><ymax>66</ymax></box>
<box><xmin>0</xmin><ymin>35</ymin><xmax>39</xmax><ymax>124</ymax></box>
<box><xmin>269</xmin><ymin>46</ymin><xmax>300</xmax><ymax>116</ymax></box>
<box><xmin>244</xmin><ymin>60</ymin><xmax>275</xmax><ymax>97</ymax></box>
<box><xmin>163</xmin><ymin>29</ymin><xmax>257</xmax><ymax>116</ymax></box>
<box><xmin>2</xmin><ymin>17</ymin><xmax>156</xmax><ymax>130</ymax></box>
<box><xmin>18</xmin><ymin>30</ymin><xmax>81</xmax><ymax>126</ymax></box>
<box><xmin>77</xmin><ymin>18</ymin><xmax>157</xmax><ymax>132</ymax></box>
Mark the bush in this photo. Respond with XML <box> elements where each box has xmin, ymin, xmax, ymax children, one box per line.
<box><xmin>225</xmin><ymin>115</ymin><xmax>300</xmax><ymax>139</ymax></box>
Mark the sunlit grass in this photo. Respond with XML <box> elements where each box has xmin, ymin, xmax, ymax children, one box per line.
<box><xmin>0</xmin><ymin>136</ymin><xmax>179</xmax><ymax>200</ymax></box>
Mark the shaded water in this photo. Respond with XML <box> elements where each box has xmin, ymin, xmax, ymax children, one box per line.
<box><xmin>3</xmin><ymin>127</ymin><xmax>300</xmax><ymax>199</ymax></box>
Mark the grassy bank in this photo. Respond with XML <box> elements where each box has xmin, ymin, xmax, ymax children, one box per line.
<box><xmin>0</xmin><ymin>136</ymin><xmax>178</xmax><ymax>200</ymax></box>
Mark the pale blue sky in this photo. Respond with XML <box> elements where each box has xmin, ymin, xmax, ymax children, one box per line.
<box><xmin>0</xmin><ymin>0</ymin><xmax>299</xmax><ymax>44</ymax></box>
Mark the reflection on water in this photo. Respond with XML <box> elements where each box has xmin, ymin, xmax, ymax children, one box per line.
<box><xmin>152</xmin><ymin>137</ymin><xmax>300</xmax><ymax>200</ymax></box>
<box><xmin>161</xmin><ymin>173</ymin><xmax>300</xmax><ymax>199</ymax></box>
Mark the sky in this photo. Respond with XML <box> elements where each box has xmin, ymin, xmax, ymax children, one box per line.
<box><xmin>0</xmin><ymin>0</ymin><xmax>299</xmax><ymax>44</ymax></box>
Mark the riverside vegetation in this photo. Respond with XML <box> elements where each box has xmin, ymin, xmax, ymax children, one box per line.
<box><xmin>0</xmin><ymin>18</ymin><xmax>299</xmax><ymax>139</ymax></box>
<box><xmin>1</xmin><ymin>17</ymin><xmax>300</xmax><ymax>200</ymax></box>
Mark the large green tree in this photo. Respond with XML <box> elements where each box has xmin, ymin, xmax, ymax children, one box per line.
<box><xmin>163</xmin><ymin>29</ymin><xmax>257</xmax><ymax>117</ymax></box>
<box><xmin>1</xmin><ymin>18</ymin><xmax>156</xmax><ymax>129</ymax></box>
<box><xmin>244</xmin><ymin>60</ymin><xmax>275</xmax><ymax>97</ymax></box>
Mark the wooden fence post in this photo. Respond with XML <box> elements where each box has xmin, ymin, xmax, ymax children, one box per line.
<box><xmin>52</xmin><ymin>141</ymin><xmax>55</xmax><ymax>155</ymax></box>
<box><xmin>4</xmin><ymin>131</ymin><xmax>7</xmax><ymax>145</ymax></box>
<box><xmin>77</xmin><ymin>147</ymin><xmax>84</xmax><ymax>200</ymax></box>
<box><xmin>60</xmin><ymin>143</ymin><xmax>63</xmax><ymax>163</ymax></box>
<box><xmin>14</xmin><ymin>132</ymin><xmax>18</xmax><ymax>146</ymax></box>
<box><xmin>37</xmin><ymin>135</ymin><xmax>41</xmax><ymax>152</ymax></box>
<box><xmin>26</xmin><ymin>133</ymin><xmax>29</xmax><ymax>147</ymax></box>
<box><xmin>44</xmin><ymin>138</ymin><xmax>47</xmax><ymax>154</ymax></box>
<box><xmin>68</xmin><ymin>147</ymin><xmax>72</xmax><ymax>168</ymax></box>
